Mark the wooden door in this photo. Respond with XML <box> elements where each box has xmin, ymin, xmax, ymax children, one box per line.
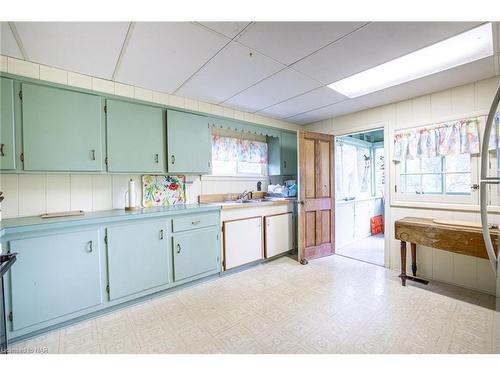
<box><xmin>21</xmin><ymin>83</ymin><xmax>103</xmax><ymax>171</ymax></box>
<box><xmin>106</xmin><ymin>99</ymin><xmax>165</xmax><ymax>173</ymax></box>
<box><xmin>298</xmin><ymin>130</ymin><xmax>335</xmax><ymax>263</ymax></box>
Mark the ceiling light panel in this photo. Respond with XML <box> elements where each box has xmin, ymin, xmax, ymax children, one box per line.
<box><xmin>328</xmin><ymin>23</ymin><xmax>494</xmax><ymax>98</ymax></box>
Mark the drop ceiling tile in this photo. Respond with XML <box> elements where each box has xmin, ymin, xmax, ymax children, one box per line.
<box><xmin>356</xmin><ymin>56</ymin><xmax>496</xmax><ymax>108</ymax></box>
<box><xmin>14</xmin><ymin>22</ymin><xmax>129</xmax><ymax>79</ymax></box>
<box><xmin>286</xmin><ymin>99</ymin><xmax>369</xmax><ymax>124</ymax></box>
<box><xmin>293</xmin><ymin>22</ymin><xmax>482</xmax><ymax>84</ymax></box>
<box><xmin>116</xmin><ymin>22</ymin><xmax>230</xmax><ymax>93</ymax></box>
<box><xmin>0</xmin><ymin>22</ymin><xmax>23</xmax><ymax>59</ymax></box>
<box><xmin>223</xmin><ymin>68</ymin><xmax>322</xmax><ymax>112</ymax></box>
<box><xmin>236</xmin><ymin>22</ymin><xmax>366</xmax><ymax>65</ymax></box>
<box><xmin>176</xmin><ymin>41</ymin><xmax>285</xmax><ymax>104</ymax></box>
<box><xmin>258</xmin><ymin>86</ymin><xmax>347</xmax><ymax>119</ymax></box>
<box><xmin>198</xmin><ymin>22</ymin><xmax>251</xmax><ymax>38</ymax></box>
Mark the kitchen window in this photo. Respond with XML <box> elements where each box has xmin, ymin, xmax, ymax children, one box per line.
<box><xmin>211</xmin><ymin>134</ymin><xmax>268</xmax><ymax>176</ymax></box>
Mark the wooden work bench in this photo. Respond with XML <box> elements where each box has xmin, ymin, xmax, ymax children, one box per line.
<box><xmin>394</xmin><ymin>217</ymin><xmax>499</xmax><ymax>286</ymax></box>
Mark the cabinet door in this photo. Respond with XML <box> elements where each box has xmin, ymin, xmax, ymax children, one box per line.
<box><xmin>172</xmin><ymin>227</ymin><xmax>219</xmax><ymax>282</ymax></box>
<box><xmin>9</xmin><ymin>230</ymin><xmax>102</xmax><ymax>331</ymax></box>
<box><xmin>107</xmin><ymin>221</ymin><xmax>169</xmax><ymax>300</ymax></box>
<box><xmin>223</xmin><ymin>217</ymin><xmax>263</xmax><ymax>270</ymax></box>
<box><xmin>167</xmin><ymin>110</ymin><xmax>211</xmax><ymax>174</ymax></box>
<box><xmin>267</xmin><ymin>135</ymin><xmax>281</xmax><ymax>176</ymax></box>
<box><xmin>0</xmin><ymin>78</ymin><xmax>16</xmax><ymax>170</ymax></box>
<box><xmin>264</xmin><ymin>213</ymin><xmax>294</xmax><ymax>258</ymax></box>
<box><xmin>21</xmin><ymin>84</ymin><xmax>103</xmax><ymax>171</ymax></box>
<box><xmin>281</xmin><ymin>131</ymin><xmax>297</xmax><ymax>175</ymax></box>
<box><xmin>106</xmin><ymin>100</ymin><xmax>165</xmax><ymax>173</ymax></box>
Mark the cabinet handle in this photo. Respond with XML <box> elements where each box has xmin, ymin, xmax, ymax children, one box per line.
<box><xmin>171</xmin><ymin>155</ymin><xmax>175</xmax><ymax>165</ymax></box>
<box><xmin>176</xmin><ymin>244</ymin><xmax>181</xmax><ymax>254</ymax></box>
<box><xmin>155</xmin><ymin>153</ymin><xmax>159</xmax><ymax>163</ymax></box>
<box><xmin>159</xmin><ymin>229</ymin><xmax>164</xmax><ymax>240</ymax></box>
<box><xmin>0</xmin><ymin>143</ymin><xmax>4</xmax><ymax>157</ymax></box>
<box><xmin>91</xmin><ymin>150</ymin><xmax>96</xmax><ymax>161</ymax></box>
<box><xmin>87</xmin><ymin>241</ymin><xmax>93</xmax><ymax>253</ymax></box>
<box><xmin>191</xmin><ymin>220</ymin><xmax>200</xmax><ymax>225</ymax></box>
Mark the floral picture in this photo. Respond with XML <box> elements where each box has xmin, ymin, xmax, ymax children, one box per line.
<box><xmin>142</xmin><ymin>175</ymin><xmax>186</xmax><ymax>207</ymax></box>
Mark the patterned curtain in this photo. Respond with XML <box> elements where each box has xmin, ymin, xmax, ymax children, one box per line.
<box><xmin>393</xmin><ymin>118</ymin><xmax>480</xmax><ymax>162</ymax></box>
<box><xmin>487</xmin><ymin>114</ymin><xmax>500</xmax><ymax>150</ymax></box>
<box><xmin>212</xmin><ymin>135</ymin><xmax>268</xmax><ymax>164</ymax></box>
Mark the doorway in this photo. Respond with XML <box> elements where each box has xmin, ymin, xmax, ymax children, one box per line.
<box><xmin>334</xmin><ymin>128</ymin><xmax>385</xmax><ymax>266</ymax></box>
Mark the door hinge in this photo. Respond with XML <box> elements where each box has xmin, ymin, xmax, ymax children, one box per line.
<box><xmin>105</xmin><ymin>157</ymin><xmax>108</xmax><ymax>166</ymax></box>
<box><xmin>106</xmin><ymin>285</ymin><xmax>110</xmax><ymax>294</ymax></box>
<box><xmin>394</xmin><ymin>185</ymin><xmax>397</xmax><ymax>193</ymax></box>
<box><xmin>20</xmin><ymin>153</ymin><xmax>24</xmax><ymax>162</ymax></box>
<box><xmin>8</xmin><ymin>312</ymin><xmax>13</xmax><ymax>322</ymax></box>
<box><xmin>104</xmin><ymin>105</ymin><xmax>107</xmax><ymax>114</ymax></box>
<box><xmin>216</xmin><ymin>234</ymin><xmax>219</xmax><ymax>241</ymax></box>
<box><xmin>18</xmin><ymin>90</ymin><xmax>22</xmax><ymax>100</ymax></box>
<box><xmin>104</xmin><ymin>235</ymin><xmax>108</xmax><ymax>245</ymax></box>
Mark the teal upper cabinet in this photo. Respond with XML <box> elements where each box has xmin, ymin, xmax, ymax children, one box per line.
<box><xmin>268</xmin><ymin>131</ymin><xmax>297</xmax><ymax>176</ymax></box>
<box><xmin>0</xmin><ymin>78</ymin><xmax>16</xmax><ymax>170</ymax></box>
<box><xmin>106</xmin><ymin>220</ymin><xmax>170</xmax><ymax>301</ymax></box>
<box><xmin>167</xmin><ymin>110</ymin><xmax>211</xmax><ymax>174</ymax></box>
<box><xmin>9</xmin><ymin>229</ymin><xmax>102</xmax><ymax>331</ymax></box>
<box><xmin>281</xmin><ymin>131</ymin><xmax>297</xmax><ymax>175</ymax></box>
<box><xmin>172</xmin><ymin>226</ymin><xmax>219</xmax><ymax>282</ymax></box>
<box><xmin>21</xmin><ymin>83</ymin><xmax>103</xmax><ymax>171</ymax></box>
<box><xmin>106</xmin><ymin>100</ymin><xmax>165</xmax><ymax>173</ymax></box>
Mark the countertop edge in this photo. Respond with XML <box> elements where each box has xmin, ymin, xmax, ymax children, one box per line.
<box><xmin>0</xmin><ymin>205</ymin><xmax>222</xmax><ymax>237</ymax></box>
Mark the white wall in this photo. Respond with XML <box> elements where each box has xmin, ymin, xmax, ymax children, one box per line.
<box><xmin>0</xmin><ymin>55</ymin><xmax>295</xmax><ymax>218</ymax></box>
<box><xmin>306</xmin><ymin>76</ymin><xmax>500</xmax><ymax>295</ymax></box>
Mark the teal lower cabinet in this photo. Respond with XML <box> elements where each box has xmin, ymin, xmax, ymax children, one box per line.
<box><xmin>106</xmin><ymin>220</ymin><xmax>170</xmax><ymax>301</ymax></box>
<box><xmin>172</xmin><ymin>227</ymin><xmax>220</xmax><ymax>282</ymax></box>
<box><xmin>9</xmin><ymin>230</ymin><xmax>103</xmax><ymax>332</ymax></box>
<box><xmin>1</xmin><ymin>206</ymin><xmax>221</xmax><ymax>340</ymax></box>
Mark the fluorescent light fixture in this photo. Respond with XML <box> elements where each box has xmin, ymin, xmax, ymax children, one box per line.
<box><xmin>328</xmin><ymin>23</ymin><xmax>494</xmax><ymax>98</ymax></box>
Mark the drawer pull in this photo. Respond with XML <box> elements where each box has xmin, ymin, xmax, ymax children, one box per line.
<box><xmin>191</xmin><ymin>220</ymin><xmax>200</xmax><ymax>225</ymax></box>
<box><xmin>159</xmin><ymin>229</ymin><xmax>164</xmax><ymax>240</ymax></box>
<box><xmin>176</xmin><ymin>244</ymin><xmax>181</xmax><ymax>254</ymax></box>
<box><xmin>87</xmin><ymin>241</ymin><xmax>93</xmax><ymax>253</ymax></box>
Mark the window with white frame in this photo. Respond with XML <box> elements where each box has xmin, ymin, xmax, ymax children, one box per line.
<box><xmin>211</xmin><ymin>131</ymin><xmax>268</xmax><ymax>176</ymax></box>
<box><xmin>393</xmin><ymin>117</ymin><xmax>481</xmax><ymax>204</ymax></box>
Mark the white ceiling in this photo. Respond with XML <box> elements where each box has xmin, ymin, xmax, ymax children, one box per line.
<box><xmin>1</xmin><ymin>21</ymin><xmax>498</xmax><ymax>125</ymax></box>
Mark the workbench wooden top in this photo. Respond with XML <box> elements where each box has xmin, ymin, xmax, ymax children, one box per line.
<box><xmin>394</xmin><ymin>216</ymin><xmax>499</xmax><ymax>259</ymax></box>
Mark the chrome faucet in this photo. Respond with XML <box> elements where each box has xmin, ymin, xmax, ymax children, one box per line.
<box><xmin>238</xmin><ymin>190</ymin><xmax>252</xmax><ymax>200</ymax></box>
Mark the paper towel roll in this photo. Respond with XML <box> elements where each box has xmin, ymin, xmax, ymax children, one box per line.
<box><xmin>128</xmin><ymin>179</ymin><xmax>136</xmax><ymax>208</ymax></box>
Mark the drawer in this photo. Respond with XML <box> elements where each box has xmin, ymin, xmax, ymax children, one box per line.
<box><xmin>172</xmin><ymin>213</ymin><xmax>219</xmax><ymax>232</ymax></box>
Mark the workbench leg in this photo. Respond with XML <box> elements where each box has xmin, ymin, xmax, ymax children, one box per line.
<box><xmin>411</xmin><ymin>243</ymin><xmax>417</xmax><ymax>277</ymax></box>
<box><xmin>400</xmin><ymin>241</ymin><xmax>407</xmax><ymax>286</ymax></box>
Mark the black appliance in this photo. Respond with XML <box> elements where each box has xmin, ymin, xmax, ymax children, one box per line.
<box><xmin>0</xmin><ymin>253</ymin><xmax>16</xmax><ymax>354</ymax></box>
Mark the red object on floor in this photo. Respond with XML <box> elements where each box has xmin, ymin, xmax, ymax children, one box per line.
<box><xmin>371</xmin><ymin>215</ymin><xmax>384</xmax><ymax>235</ymax></box>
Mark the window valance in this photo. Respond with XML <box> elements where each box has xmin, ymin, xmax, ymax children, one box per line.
<box><xmin>210</xmin><ymin>120</ymin><xmax>280</xmax><ymax>138</ymax></box>
<box><xmin>393</xmin><ymin>118</ymin><xmax>480</xmax><ymax>162</ymax></box>
<box><xmin>212</xmin><ymin>135</ymin><xmax>268</xmax><ymax>164</ymax></box>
